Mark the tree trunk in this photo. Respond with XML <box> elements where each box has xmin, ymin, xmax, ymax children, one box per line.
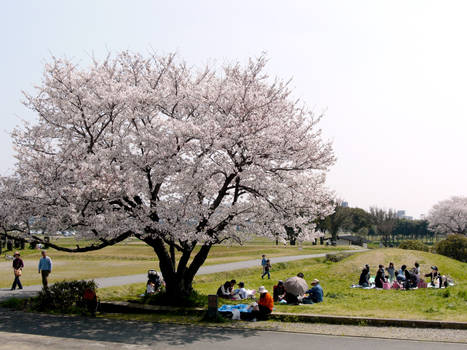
<box><xmin>144</xmin><ymin>236</ymin><xmax>212</xmax><ymax>302</ymax></box>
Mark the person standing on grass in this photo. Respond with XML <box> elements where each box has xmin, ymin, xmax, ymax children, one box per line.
<box><xmin>11</xmin><ymin>251</ymin><xmax>24</xmax><ymax>290</ymax></box>
<box><xmin>38</xmin><ymin>250</ymin><xmax>52</xmax><ymax>289</ymax></box>
<box><xmin>386</xmin><ymin>262</ymin><xmax>395</xmax><ymax>283</ymax></box>
<box><xmin>261</xmin><ymin>259</ymin><xmax>271</xmax><ymax>279</ymax></box>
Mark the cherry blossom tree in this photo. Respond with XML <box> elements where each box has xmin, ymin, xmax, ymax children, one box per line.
<box><xmin>1</xmin><ymin>52</ymin><xmax>335</xmax><ymax>299</ymax></box>
<box><xmin>427</xmin><ymin>196</ymin><xmax>467</xmax><ymax>236</ymax></box>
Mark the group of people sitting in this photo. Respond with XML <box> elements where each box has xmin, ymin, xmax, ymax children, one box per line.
<box><xmin>273</xmin><ymin>273</ymin><xmax>324</xmax><ymax>305</ymax></box>
<box><xmin>217</xmin><ymin>279</ymin><xmax>256</xmax><ymax>300</ymax></box>
<box><xmin>216</xmin><ymin>272</ymin><xmax>323</xmax><ymax>321</ymax></box>
<box><xmin>358</xmin><ymin>262</ymin><xmax>451</xmax><ymax>290</ymax></box>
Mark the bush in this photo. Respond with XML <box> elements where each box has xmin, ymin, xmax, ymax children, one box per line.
<box><xmin>398</xmin><ymin>240</ymin><xmax>429</xmax><ymax>252</ymax></box>
<box><xmin>143</xmin><ymin>289</ymin><xmax>207</xmax><ymax>307</ymax></box>
<box><xmin>435</xmin><ymin>234</ymin><xmax>467</xmax><ymax>262</ymax></box>
<box><xmin>0</xmin><ymin>297</ymin><xmax>26</xmax><ymax>310</ymax></box>
<box><xmin>325</xmin><ymin>252</ymin><xmax>352</xmax><ymax>262</ymax></box>
<box><xmin>32</xmin><ymin>280</ymin><xmax>97</xmax><ymax>314</ymax></box>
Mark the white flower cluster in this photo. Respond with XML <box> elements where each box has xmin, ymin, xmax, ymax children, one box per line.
<box><xmin>1</xmin><ymin>52</ymin><xmax>335</xmax><ymax>246</ymax></box>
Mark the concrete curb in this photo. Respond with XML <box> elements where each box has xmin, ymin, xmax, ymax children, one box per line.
<box><xmin>99</xmin><ymin>301</ymin><xmax>467</xmax><ymax>330</ymax></box>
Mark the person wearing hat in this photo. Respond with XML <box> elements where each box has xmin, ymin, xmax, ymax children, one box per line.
<box><xmin>11</xmin><ymin>251</ymin><xmax>24</xmax><ymax>290</ymax></box>
<box><xmin>425</xmin><ymin>266</ymin><xmax>440</xmax><ymax>287</ymax></box>
<box><xmin>303</xmin><ymin>279</ymin><xmax>323</xmax><ymax>304</ymax></box>
<box><xmin>250</xmin><ymin>286</ymin><xmax>273</xmax><ymax>320</ymax></box>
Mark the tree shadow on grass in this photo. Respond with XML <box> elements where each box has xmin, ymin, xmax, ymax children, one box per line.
<box><xmin>0</xmin><ymin>307</ymin><xmax>258</xmax><ymax>347</ymax></box>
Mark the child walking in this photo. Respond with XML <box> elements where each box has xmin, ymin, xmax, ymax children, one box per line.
<box><xmin>262</xmin><ymin>259</ymin><xmax>271</xmax><ymax>279</ymax></box>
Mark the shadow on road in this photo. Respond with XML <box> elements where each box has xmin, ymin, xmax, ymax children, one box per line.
<box><xmin>0</xmin><ymin>307</ymin><xmax>258</xmax><ymax>347</ymax></box>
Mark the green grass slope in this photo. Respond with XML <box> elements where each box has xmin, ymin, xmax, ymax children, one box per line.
<box><xmin>191</xmin><ymin>248</ymin><xmax>467</xmax><ymax>321</ymax></box>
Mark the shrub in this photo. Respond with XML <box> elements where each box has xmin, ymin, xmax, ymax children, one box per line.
<box><xmin>0</xmin><ymin>297</ymin><xmax>26</xmax><ymax>310</ymax></box>
<box><xmin>434</xmin><ymin>234</ymin><xmax>467</xmax><ymax>262</ymax></box>
<box><xmin>398</xmin><ymin>240</ymin><xmax>429</xmax><ymax>252</ymax></box>
<box><xmin>325</xmin><ymin>252</ymin><xmax>352</xmax><ymax>263</ymax></box>
<box><xmin>144</xmin><ymin>289</ymin><xmax>207</xmax><ymax>307</ymax></box>
<box><xmin>32</xmin><ymin>280</ymin><xmax>97</xmax><ymax>314</ymax></box>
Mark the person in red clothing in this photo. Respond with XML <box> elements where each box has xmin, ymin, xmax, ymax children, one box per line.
<box><xmin>251</xmin><ymin>286</ymin><xmax>273</xmax><ymax>320</ymax></box>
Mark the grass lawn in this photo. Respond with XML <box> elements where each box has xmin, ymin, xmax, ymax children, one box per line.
<box><xmin>0</xmin><ymin>237</ymin><xmax>352</xmax><ymax>288</ymax></box>
<box><xmin>98</xmin><ymin>248</ymin><xmax>467</xmax><ymax>322</ymax></box>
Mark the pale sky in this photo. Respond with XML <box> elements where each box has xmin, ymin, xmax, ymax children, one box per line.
<box><xmin>1</xmin><ymin>1</ymin><xmax>467</xmax><ymax>218</ymax></box>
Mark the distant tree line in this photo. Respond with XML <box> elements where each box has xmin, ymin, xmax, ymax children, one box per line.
<box><xmin>312</xmin><ymin>204</ymin><xmax>436</xmax><ymax>246</ymax></box>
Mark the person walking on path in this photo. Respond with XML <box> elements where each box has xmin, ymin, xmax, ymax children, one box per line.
<box><xmin>38</xmin><ymin>250</ymin><xmax>52</xmax><ymax>289</ymax></box>
<box><xmin>11</xmin><ymin>251</ymin><xmax>24</xmax><ymax>290</ymax></box>
<box><xmin>261</xmin><ymin>255</ymin><xmax>267</xmax><ymax>274</ymax></box>
<box><xmin>261</xmin><ymin>259</ymin><xmax>271</xmax><ymax>279</ymax></box>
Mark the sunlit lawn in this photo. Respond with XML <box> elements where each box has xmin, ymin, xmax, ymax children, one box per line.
<box><xmin>98</xmin><ymin>249</ymin><xmax>467</xmax><ymax>322</ymax></box>
<box><xmin>0</xmin><ymin>236</ymin><xmax>352</xmax><ymax>288</ymax></box>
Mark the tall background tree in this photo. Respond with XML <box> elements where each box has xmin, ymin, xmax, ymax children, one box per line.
<box><xmin>0</xmin><ymin>52</ymin><xmax>335</xmax><ymax>300</ymax></box>
<box><xmin>427</xmin><ymin>196</ymin><xmax>467</xmax><ymax>236</ymax></box>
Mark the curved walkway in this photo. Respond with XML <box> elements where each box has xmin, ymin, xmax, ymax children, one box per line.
<box><xmin>0</xmin><ymin>249</ymin><xmax>366</xmax><ymax>301</ymax></box>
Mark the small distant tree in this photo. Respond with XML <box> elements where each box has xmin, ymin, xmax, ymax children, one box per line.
<box><xmin>427</xmin><ymin>197</ymin><xmax>467</xmax><ymax>236</ymax></box>
<box><xmin>369</xmin><ymin>207</ymin><xmax>397</xmax><ymax>246</ymax></box>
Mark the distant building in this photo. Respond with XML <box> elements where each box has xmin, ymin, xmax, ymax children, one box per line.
<box><xmin>396</xmin><ymin>210</ymin><xmax>406</xmax><ymax>218</ymax></box>
<box><xmin>341</xmin><ymin>201</ymin><xmax>349</xmax><ymax>208</ymax></box>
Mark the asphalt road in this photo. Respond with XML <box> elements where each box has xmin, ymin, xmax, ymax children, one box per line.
<box><xmin>0</xmin><ymin>308</ymin><xmax>464</xmax><ymax>350</ymax></box>
<box><xmin>0</xmin><ymin>249</ymin><xmax>365</xmax><ymax>301</ymax></box>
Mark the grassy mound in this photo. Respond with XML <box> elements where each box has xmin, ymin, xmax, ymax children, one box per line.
<box><xmin>191</xmin><ymin>248</ymin><xmax>467</xmax><ymax>321</ymax></box>
<box><xmin>98</xmin><ymin>249</ymin><xmax>467</xmax><ymax>321</ymax></box>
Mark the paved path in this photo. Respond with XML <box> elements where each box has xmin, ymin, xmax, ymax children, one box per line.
<box><xmin>0</xmin><ymin>308</ymin><xmax>464</xmax><ymax>350</ymax></box>
<box><xmin>0</xmin><ymin>249</ymin><xmax>365</xmax><ymax>301</ymax></box>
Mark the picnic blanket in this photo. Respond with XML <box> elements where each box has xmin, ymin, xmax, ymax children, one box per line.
<box><xmin>218</xmin><ymin>304</ymin><xmax>252</xmax><ymax>313</ymax></box>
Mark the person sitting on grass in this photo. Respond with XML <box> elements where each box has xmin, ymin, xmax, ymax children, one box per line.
<box><xmin>302</xmin><ymin>279</ymin><xmax>323</xmax><ymax>304</ymax></box>
<box><xmin>250</xmin><ymin>286</ymin><xmax>274</xmax><ymax>321</ymax></box>
<box><xmin>233</xmin><ymin>282</ymin><xmax>248</xmax><ymax>299</ymax></box>
<box><xmin>284</xmin><ymin>272</ymin><xmax>307</xmax><ymax>305</ymax></box>
<box><xmin>273</xmin><ymin>280</ymin><xmax>286</xmax><ymax>302</ymax></box>
<box><xmin>375</xmin><ymin>264</ymin><xmax>386</xmax><ymax>289</ymax></box>
<box><xmin>146</xmin><ymin>281</ymin><xmax>156</xmax><ymax>295</ymax></box>
<box><xmin>404</xmin><ymin>268</ymin><xmax>418</xmax><ymax>289</ymax></box>
<box><xmin>358</xmin><ymin>264</ymin><xmax>370</xmax><ymax>287</ymax></box>
<box><xmin>396</xmin><ymin>265</ymin><xmax>407</xmax><ymax>282</ymax></box>
<box><xmin>425</xmin><ymin>266</ymin><xmax>439</xmax><ymax>287</ymax></box>
<box><xmin>228</xmin><ymin>279</ymin><xmax>237</xmax><ymax>294</ymax></box>
<box><xmin>217</xmin><ymin>281</ymin><xmax>233</xmax><ymax>299</ymax></box>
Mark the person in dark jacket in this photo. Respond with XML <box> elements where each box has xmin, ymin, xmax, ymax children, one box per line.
<box><xmin>303</xmin><ymin>279</ymin><xmax>324</xmax><ymax>304</ymax></box>
<box><xmin>217</xmin><ymin>281</ymin><xmax>232</xmax><ymax>299</ymax></box>
<box><xmin>11</xmin><ymin>251</ymin><xmax>24</xmax><ymax>290</ymax></box>
<box><xmin>425</xmin><ymin>266</ymin><xmax>439</xmax><ymax>286</ymax></box>
<box><xmin>375</xmin><ymin>264</ymin><xmax>386</xmax><ymax>288</ymax></box>
<box><xmin>358</xmin><ymin>264</ymin><xmax>370</xmax><ymax>287</ymax></box>
<box><xmin>273</xmin><ymin>280</ymin><xmax>286</xmax><ymax>302</ymax></box>
<box><xmin>396</xmin><ymin>265</ymin><xmax>407</xmax><ymax>282</ymax></box>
